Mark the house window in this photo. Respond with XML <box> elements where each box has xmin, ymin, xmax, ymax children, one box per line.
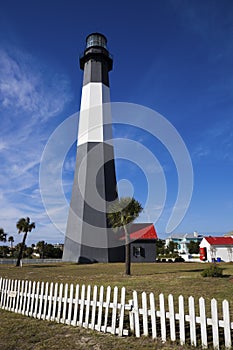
<box><xmin>134</xmin><ymin>247</ymin><xmax>141</xmax><ymax>257</ymax></box>
<box><xmin>133</xmin><ymin>246</ymin><xmax>145</xmax><ymax>258</ymax></box>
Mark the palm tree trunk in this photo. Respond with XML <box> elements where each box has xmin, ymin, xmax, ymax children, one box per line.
<box><xmin>16</xmin><ymin>232</ymin><xmax>27</xmax><ymax>267</ymax></box>
<box><xmin>124</xmin><ymin>226</ymin><xmax>131</xmax><ymax>276</ymax></box>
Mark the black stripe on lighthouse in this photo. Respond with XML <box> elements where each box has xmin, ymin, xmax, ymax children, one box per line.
<box><xmin>62</xmin><ymin>33</ymin><xmax>119</xmax><ymax>263</ymax></box>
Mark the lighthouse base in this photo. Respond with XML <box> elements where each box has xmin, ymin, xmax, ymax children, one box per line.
<box><xmin>62</xmin><ymin>235</ymin><xmax>124</xmax><ymax>263</ymax></box>
<box><xmin>62</xmin><ymin>141</ymin><xmax>119</xmax><ymax>263</ymax></box>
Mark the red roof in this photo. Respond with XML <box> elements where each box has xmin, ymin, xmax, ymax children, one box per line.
<box><xmin>119</xmin><ymin>223</ymin><xmax>157</xmax><ymax>241</ymax></box>
<box><xmin>204</xmin><ymin>236</ymin><xmax>233</xmax><ymax>245</ymax></box>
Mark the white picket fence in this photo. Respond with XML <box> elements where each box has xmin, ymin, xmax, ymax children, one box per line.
<box><xmin>0</xmin><ymin>277</ymin><xmax>129</xmax><ymax>336</ymax></box>
<box><xmin>130</xmin><ymin>291</ymin><xmax>233</xmax><ymax>349</ymax></box>
<box><xmin>0</xmin><ymin>277</ymin><xmax>233</xmax><ymax>349</ymax></box>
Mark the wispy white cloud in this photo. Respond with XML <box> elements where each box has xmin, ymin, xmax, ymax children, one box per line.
<box><xmin>192</xmin><ymin>119</ymin><xmax>233</xmax><ymax>162</ymax></box>
<box><xmin>63</xmin><ymin>157</ymin><xmax>76</xmax><ymax>172</ymax></box>
<box><xmin>0</xmin><ymin>47</ymin><xmax>73</xmax><ymax>242</ymax></box>
<box><xmin>0</xmin><ymin>141</ymin><xmax>7</xmax><ymax>151</ymax></box>
<box><xmin>0</xmin><ymin>49</ymin><xmax>72</xmax><ymax>121</ymax></box>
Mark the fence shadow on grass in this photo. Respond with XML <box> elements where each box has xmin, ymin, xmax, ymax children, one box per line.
<box><xmin>29</xmin><ymin>265</ymin><xmax>60</xmax><ymax>269</ymax></box>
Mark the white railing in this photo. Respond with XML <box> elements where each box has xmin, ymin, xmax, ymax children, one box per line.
<box><xmin>0</xmin><ymin>259</ymin><xmax>62</xmax><ymax>265</ymax></box>
<box><xmin>0</xmin><ymin>277</ymin><xmax>232</xmax><ymax>349</ymax></box>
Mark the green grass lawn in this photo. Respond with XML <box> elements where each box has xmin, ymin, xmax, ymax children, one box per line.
<box><xmin>1</xmin><ymin>262</ymin><xmax>233</xmax><ymax>301</ymax></box>
<box><xmin>0</xmin><ymin>308</ymin><xmax>198</xmax><ymax>350</ymax></box>
<box><xmin>0</xmin><ymin>261</ymin><xmax>233</xmax><ymax>349</ymax></box>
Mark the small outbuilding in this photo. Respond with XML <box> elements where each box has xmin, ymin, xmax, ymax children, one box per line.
<box><xmin>119</xmin><ymin>223</ymin><xmax>158</xmax><ymax>262</ymax></box>
<box><xmin>199</xmin><ymin>236</ymin><xmax>233</xmax><ymax>262</ymax></box>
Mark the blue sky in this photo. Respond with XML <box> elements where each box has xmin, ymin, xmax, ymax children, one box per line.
<box><xmin>0</xmin><ymin>0</ymin><xmax>232</xmax><ymax>245</ymax></box>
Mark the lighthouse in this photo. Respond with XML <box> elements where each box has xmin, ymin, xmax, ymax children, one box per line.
<box><xmin>62</xmin><ymin>33</ymin><xmax>119</xmax><ymax>263</ymax></box>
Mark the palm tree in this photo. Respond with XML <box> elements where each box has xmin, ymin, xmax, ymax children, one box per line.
<box><xmin>107</xmin><ymin>197</ymin><xmax>142</xmax><ymax>276</ymax></box>
<box><xmin>8</xmin><ymin>235</ymin><xmax>14</xmax><ymax>249</ymax></box>
<box><xmin>16</xmin><ymin>217</ymin><xmax>35</xmax><ymax>267</ymax></box>
<box><xmin>0</xmin><ymin>228</ymin><xmax>7</xmax><ymax>242</ymax></box>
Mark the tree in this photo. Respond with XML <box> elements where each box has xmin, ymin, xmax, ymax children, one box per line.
<box><xmin>24</xmin><ymin>246</ymin><xmax>34</xmax><ymax>258</ymax></box>
<box><xmin>43</xmin><ymin>243</ymin><xmax>62</xmax><ymax>258</ymax></box>
<box><xmin>0</xmin><ymin>228</ymin><xmax>7</xmax><ymax>242</ymax></box>
<box><xmin>166</xmin><ymin>241</ymin><xmax>178</xmax><ymax>254</ymax></box>
<box><xmin>0</xmin><ymin>246</ymin><xmax>9</xmax><ymax>258</ymax></box>
<box><xmin>156</xmin><ymin>239</ymin><xmax>166</xmax><ymax>255</ymax></box>
<box><xmin>188</xmin><ymin>240</ymin><xmax>200</xmax><ymax>254</ymax></box>
<box><xmin>36</xmin><ymin>240</ymin><xmax>45</xmax><ymax>259</ymax></box>
<box><xmin>107</xmin><ymin>197</ymin><xmax>143</xmax><ymax>276</ymax></box>
<box><xmin>8</xmin><ymin>235</ymin><xmax>14</xmax><ymax>248</ymax></box>
<box><xmin>16</xmin><ymin>217</ymin><xmax>35</xmax><ymax>267</ymax></box>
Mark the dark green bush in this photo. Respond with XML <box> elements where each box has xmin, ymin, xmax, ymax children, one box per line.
<box><xmin>174</xmin><ymin>256</ymin><xmax>185</xmax><ymax>262</ymax></box>
<box><xmin>201</xmin><ymin>264</ymin><xmax>223</xmax><ymax>277</ymax></box>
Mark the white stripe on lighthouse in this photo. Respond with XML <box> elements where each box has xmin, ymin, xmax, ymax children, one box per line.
<box><xmin>77</xmin><ymin>82</ymin><xmax>112</xmax><ymax>146</ymax></box>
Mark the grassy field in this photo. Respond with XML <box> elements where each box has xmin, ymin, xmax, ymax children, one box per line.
<box><xmin>0</xmin><ymin>261</ymin><xmax>233</xmax><ymax>349</ymax></box>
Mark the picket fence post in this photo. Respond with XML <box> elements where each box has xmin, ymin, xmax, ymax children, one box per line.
<box><xmin>46</xmin><ymin>282</ymin><xmax>53</xmax><ymax>320</ymax></box>
<box><xmin>222</xmin><ymin>300</ymin><xmax>231</xmax><ymax>349</ymax></box>
<box><xmin>19</xmin><ymin>280</ymin><xmax>25</xmax><ymax>314</ymax></box>
<box><xmin>0</xmin><ymin>278</ymin><xmax>5</xmax><ymax>307</ymax></box>
<box><xmin>133</xmin><ymin>290</ymin><xmax>140</xmax><ymax>337</ymax></box>
<box><xmin>5</xmin><ymin>278</ymin><xmax>10</xmax><ymax>310</ymax></box>
<box><xmin>3</xmin><ymin>278</ymin><xmax>8</xmax><ymax>309</ymax></box>
<box><xmin>67</xmin><ymin>283</ymin><xmax>74</xmax><ymax>325</ymax></box>
<box><xmin>140</xmin><ymin>292</ymin><xmax>148</xmax><ymax>336</ymax></box>
<box><xmin>41</xmin><ymin>282</ymin><xmax>49</xmax><ymax>320</ymax></box>
<box><xmin>90</xmin><ymin>285</ymin><xmax>97</xmax><ymax>330</ymax></box>
<box><xmin>211</xmin><ymin>298</ymin><xmax>219</xmax><ymax>350</ymax></box>
<box><xmin>15</xmin><ymin>279</ymin><xmax>21</xmax><ymax>313</ymax></box>
<box><xmin>167</xmin><ymin>294</ymin><xmax>175</xmax><ymax>342</ymax></box>
<box><xmin>79</xmin><ymin>284</ymin><xmax>85</xmax><ymax>326</ymax></box>
<box><xmin>6</xmin><ymin>279</ymin><xmax>13</xmax><ymax>310</ymax></box>
<box><xmin>61</xmin><ymin>283</ymin><xmax>68</xmax><ymax>323</ymax></box>
<box><xmin>11</xmin><ymin>279</ymin><xmax>18</xmax><ymax>312</ymax></box>
<box><xmin>189</xmin><ymin>296</ymin><xmax>197</xmax><ymax>346</ymax></box>
<box><xmin>118</xmin><ymin>287</ymin><xmax>126</xmax><ymax>336</ymax></box>
<box><xmin>25</xmin><ymin>280</ymin><xmax>32</xmax><ymax>316</ymax></box>
<box><xmin>72</xmin><ymin>284</ymin><xmax>80</xmax><ymax>326</ymax></box>
<box><xmin>199</xmin><ymin>297</ymin><xmax>208</xmax><ymax>349</ymax></box>
<box><xmin>159</xmin><ymin>293</ymin><xmax>166</xmax><ymax>342</ymax></box>
<box><xmin>22</xmin><ymin>280</ymin><xmax>28</xmax><ymax>315</ymax></box>
<box><xmin>84</xmin><ymin>285</ymin><xmax>91</xmax><ymax>328</ymax></box>
<box><xmin>111</xmin><ymin>286</ymin><xmax>118</xmax><ymax>334</ymax></box>
<box><xmin>38</xmin><ymin>281</ymin><xmax>44</xmax><ymax>319</ymax></box>
<box><xmin>149</xmin><ymin>292</ymin><xmax>157</xmax><ymax>339</ymax></box>
<box><xmin>33</xmin><ymin>281</ymin><xmax>40</xmax><ymax>318</ymax></box>
<box><xmin>128</xmin><ymin>299</ymin><xmax>134</xmax><ymax>334</ymax></box>
<box><xmin>103</xmin><ymin>285</ymin><xmax>111</xmax><ymax>333</ymax></box>
<box><xmin>178</xmin><ymin>295</ymin><xmax>185</xmax><ymax>345</ymax></box>
<box><xmin>0</xmin><ymin>277</ymin><xmax>2</xmax><ymax>303</ymax></box>
<box><xmin>51</xmin><ymin>282</ymin><xmax>58</xmax><ymax>321</ymax></box>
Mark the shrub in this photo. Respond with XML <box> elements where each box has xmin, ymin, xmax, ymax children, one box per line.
<box><xmin>174</xmin><ymin>256</ymin><xmax>185</xmax><ymax>262</ymax></box>
<box><xmin>201</xmin><ymin>264</ymin><xmax>223</xmax><ymax>277</ymax></box>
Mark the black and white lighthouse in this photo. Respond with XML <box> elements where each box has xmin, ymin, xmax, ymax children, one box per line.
<box><xmin>62</xmin><ymin>33</ymin><xmax>120</xmax><ymax>263</ymax></box>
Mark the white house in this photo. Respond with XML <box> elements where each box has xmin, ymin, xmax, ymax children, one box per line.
<box><xmin>199</xmin><ymin>236</ymin><xmax>233</xmax><ymax>262</ymax></box>
<box><xmin>165</xmin><ymin>232</ymin><xmax>203</xmax><ymax>254</ymax></box>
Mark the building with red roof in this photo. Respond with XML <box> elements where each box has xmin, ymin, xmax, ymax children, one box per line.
<box><xmin>118</xmin><ymin>223</ymin><xmax>158</xmax><ymax>263</ymax></box>
<box><xmin>199</xmin><ymin>236</ymin><xmax>233</xmax><ymax>262</ymax></box>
